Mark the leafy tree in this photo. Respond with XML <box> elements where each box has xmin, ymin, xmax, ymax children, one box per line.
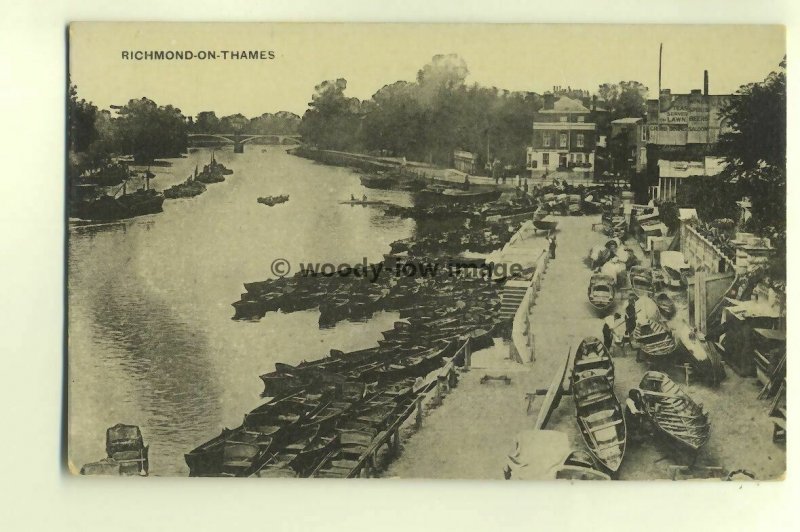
<box><xmin>67</xmin><ymin>81</ymin><xmax>99</xmax><ymax>153</ymax></box>
<box><xmin>194</xmin><ymin>111</ymin><xmax>221</xmax><ymax>133</ymax></box>
<box><xmin>597</xmin><ymin>81</ymin><xmax>648</xmax><ymax>122</ymax></box>
<box><xmin>716</xmin><ymin>58</ymin><xmax>786</xmax><ymax>279</ymax></box>
<box><xmin>249</xmin><ymin>112</ymin><xmax>301</xmax><ymax>135</ymax></box>
<box><xmin>299</xmin><ymin>78</ymin><xmax>363</xmax><ymax>151</ymax></box>
<box><xmin>114</xmin><ymin>97</ymin><xmax>188</xmax><ymax>162</ymax></box>
<box><xmin>219</xmin><ymin>113</ymin><xmax>250</xmax><ymax>133</ymax></box>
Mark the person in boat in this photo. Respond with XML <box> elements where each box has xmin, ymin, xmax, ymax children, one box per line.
<box><xmin>463</xmin><ymin>173</ymin><xmax>470</xmax><ymax>190</ymax></box>
<box><xmin>351</xmin><ymin>194</ymin><xmax>356</xmax><ymax>201</ymax></box>
<box><xmin>547</xmin><ymin>231</ymin><xmax>557</xmax><ymax>260</ymax></box>
<box><xmin>523</xmin><ymin>178</ymin><xmax>529</xmax><ymax>194</ymax></box>
<box><xmin>362</xmin><ymin>194</ymin><xmax>367</xmax><ymax>202</ymax></box>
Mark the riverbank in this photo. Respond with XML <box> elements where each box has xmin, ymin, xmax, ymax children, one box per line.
<box><xmin>385</xmin><ymin>215</ymin><xmax>785</xmax><ymax>480</ymax></box>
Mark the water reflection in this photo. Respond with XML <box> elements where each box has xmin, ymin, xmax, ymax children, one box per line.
<box><xmin>68</xmin><ymin>147</ymin><xmax>414</xmax><ymax>475</ymax></box>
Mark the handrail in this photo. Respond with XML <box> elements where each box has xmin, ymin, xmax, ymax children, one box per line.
<box><xmin>511</xmin><ymin>249</ymin><xmax>549</xmax><ymax>364</ymax></box>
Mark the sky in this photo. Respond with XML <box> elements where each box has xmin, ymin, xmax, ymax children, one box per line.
<box><xmin>69</xmin><ymin>23</ymin><xmax>785</xmax><ymax>118</ymax></box>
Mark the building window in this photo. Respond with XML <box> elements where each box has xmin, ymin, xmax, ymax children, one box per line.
<box><xmin>559</xmin><ymin>116</ymin><xmax>568</xmax><ymax>122</ymax></box>
<box><xmin>576</xmin><ymin>153</ymin><xmax>584</xmax><ymax>163</ymax></box>
<box><xmin>542</xmin><ymin>153</ymin><xmax>550</xmax><ymax>166</ymax></box>
<box><xmin>543</xmin><ymin>133</ymin><xmax>551</xmax><ymax>147</ymax></box>
<box><xmin>577</xmin><ymin>134</ymin><xmax>584</xmax><ymax>148</ymax></box>
<box><xmin>577</xmin><ymin>116</ymin><xmax>585</xmax><ymax>123</ymax></box>
<box><xmin>559</xmin><ymin>133</ymin><xmax>567</xmax><ymax>148</ymax></box>
<box><xmin>641</xmin><ymin>126</ymin><xmax>647</xmax><ymax>142</ymax></box>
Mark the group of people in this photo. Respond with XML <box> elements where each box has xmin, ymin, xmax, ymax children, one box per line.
<box><xmin>601</xmin><ymin>293</ymin><xmax>639</xmax><ymax>356</ymax></box>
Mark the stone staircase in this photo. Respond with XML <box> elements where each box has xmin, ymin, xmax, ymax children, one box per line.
<box><xmin>499</xmin><ymin>280</ymin><xmax>530</xmax><ymax>321</ymax></box>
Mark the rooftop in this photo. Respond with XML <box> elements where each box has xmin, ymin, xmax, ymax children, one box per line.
<box><xmin>540</xmin><ymin>96</ymin><xmax>591</xmax><ymax>114</ymax></box>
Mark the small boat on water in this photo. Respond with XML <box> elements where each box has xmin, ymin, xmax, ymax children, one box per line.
<box><xmin>634</xmin><ymin>320</ymin><xmax>679</xmax><ymax>360</ymax></box>
<box><xmin>572</xmin><ymin>337</ymin><xmax>614</xmax><ymax>387</ymax></box>
<box><xmin>414</xmin><ymin>187</ymin><xmax>502</xmax><ymax>207</ymax></box>
<box><xmin>339</xmin><ymin>199</ymin><xmax>388</xmax><ymax>206</ymax></box>
<box><xmin>572</xmin><ymin>373</ymin><xmax>626</xmax><ymax>473</ymax></box>
<box><xmin>587</xmin><ymin>273</ymin><xmax>616</xmax><ymax>314</ymax></box>
<box><xmin>258</xmin><ymin>194</ymin><xmax>290</xmax><ymax>207</ymax></box>
<box><xmin>81</xmin><ymin>423</ymin><xmax>150</xmax><ymax>476</ymax></box>
<box><xmin>359</xmin><ymin>174</ymin><xmax>395</xmax><ymax>189</ymax></box>
<box><xmin>631</xmin><ymin>371</ymin><xmax>710</xmax><ymax>453</ymax></box>
<box><xmin>654</xmin><ymin>292</ymin><xmax>676</xmax><ymax>319</ymax></box>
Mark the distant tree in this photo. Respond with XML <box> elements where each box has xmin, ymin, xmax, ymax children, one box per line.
<box><xmin>219</xmin><ymin>113</ymin><xmax>250</xmax><ymax>133</ymax></box>
<box><xmin>114</xmin><ymin>97</ymin><xmax>188</xmax><ymax>162</ymax></box>
<box><xmin>194</xmin><ymin>111</ymin><xmax>221</xmax><ymax>133</ymax></box>
<box><xmin>299</xmin><ymin>78</ymin><xmax>363</xmax><ymax>150</ymax></box>
<box><xmin>249</xmin><ymin>112</ymin><xmax>301</xmax><ymax>135</ymax></box>
<box><xmin>67</xmin><ymin>81</ymin><xmax>99</xmax><ymax>153</ymax></box>
<box><xmin>361</xmin><ymin>81</ymin><xmax>426</xmax><ymax>157</ymax></box>
<box><xmin>597</xmin><ymin>81</ymin><xmax>648</xmax><ymax>121</ymax></box>
<box><xmin>716</xmin><ymin>58</ymin><xmax>786</xmax><ymax>279</ymax></box>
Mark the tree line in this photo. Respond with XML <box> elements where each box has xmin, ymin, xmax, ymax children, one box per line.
<box><xmin>298</xmin><ymin>54</ymin><xmax>648</xmax><ymax>173</ymax></box>
<box><xmin>67</xmin><ymin>80</ymin><xmax>301</xmax><ymax>179</ymax></box>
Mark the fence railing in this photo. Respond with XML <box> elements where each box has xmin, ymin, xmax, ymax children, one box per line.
<box><xmin>511</xmin><ymin>249</ymin><xmax>550</xmax><ymax>364</ymax></box>
<box><xmin>347</xmin><ymin>336</ymin><xmax>471</xmax><ymax>478</ymax></box>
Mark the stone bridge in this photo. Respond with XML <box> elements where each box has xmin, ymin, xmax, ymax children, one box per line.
<box><xmin>187</xmin><ymin>133</ymin><xmax>301</xmax><ymax>152</ymax></box>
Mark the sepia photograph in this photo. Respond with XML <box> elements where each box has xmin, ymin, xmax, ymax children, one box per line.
<box><xmin>66</xmin><ymin>22</ymin><xmax>786</xmax><ymax>481</ymax></box>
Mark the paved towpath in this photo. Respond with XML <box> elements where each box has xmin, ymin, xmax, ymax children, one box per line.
<box><xmin>384</xmin><ymin>216</ymin><xmax>606</xmax><ymax>479</ymax></box>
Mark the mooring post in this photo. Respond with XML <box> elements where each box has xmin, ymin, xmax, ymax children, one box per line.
<box><xmin>438</xmin><ymin>374</ymin><xmax>448</xmax><ymax>395</ymax></box>
<box><xmin>464</xmin><ymin>340</ymin><xmax>472</xmax><ymax>370</ymax></box>
<box><xmin>415</xmin><ymin>396</ymin><xmax>423</xmax><ymax>428</ymax></box>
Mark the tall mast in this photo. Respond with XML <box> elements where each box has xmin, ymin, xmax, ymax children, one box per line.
<box><xmin>657</xmin><ymin>43</ymin><xmax>663</xmax><ymax>145</ymax></box>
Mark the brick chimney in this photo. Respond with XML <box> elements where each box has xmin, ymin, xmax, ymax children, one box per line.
<box><xmin>704</xmin><ymin>70</ymin><xmax>709</xmax><ymax>96</ymax></box>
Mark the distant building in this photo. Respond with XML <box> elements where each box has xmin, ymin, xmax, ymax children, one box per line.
<box><xmin>453</xmin><ymin>150</ymin><xmax>479</xmax><ymax>174</ymax></box>
<box><xmin>526</xmin><ymin>95</ymin><xmax>596</xmax><ymax>177</ymax></box>
<box><xmin>645</xmin><ymin>70</ymin><xmax>733</xmax><ymax>201</ymax></box>
<box><xmin>609</xmin><ymin>117</ymin><xmax>648</xmax><ymax>175</ymax></box>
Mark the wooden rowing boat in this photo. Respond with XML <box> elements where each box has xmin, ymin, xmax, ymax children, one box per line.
<box><xmin>572</xmin><ymin>373</ymin><xmax>626</xmax><ymax>473</ymax></box>
<box><xmin>634</xmin><ymin>320</ymin><xmax>679</xmax><ymax>360</ymax></box>
<box><xmin>587</xmin><ymin>273</ymin><xmax>616</xmax><ymax>314</ymax></box>
<box><xmin>572</xmin><ymin>336</ymin><xmax>614</xmax><ymax>388</ymax></box>
<box><xmin>654</xmin><ymin>292</ymin><xmax>676</xmax><ymax>319</ymax></box>
<box><xmin>633</xmin><ymin>371</ymin><xmax>710</xmax><ymax>453</ymax></box>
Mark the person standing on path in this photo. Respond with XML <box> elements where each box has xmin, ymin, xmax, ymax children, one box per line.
<box><xmin>547</xmin><ymin>231</ymin><xmax>557</xmax><ymax>259</ymax></box>
<box><xmin>624</xmin><ymin>294</ymin><xmax>637</xmax><ymax>357</ymax></box>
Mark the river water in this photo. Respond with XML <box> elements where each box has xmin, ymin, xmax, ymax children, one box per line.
<box><xmin>67</xmin><ymin>146</ymin><xmax>415</xmax><ymax>476</ymax></box>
